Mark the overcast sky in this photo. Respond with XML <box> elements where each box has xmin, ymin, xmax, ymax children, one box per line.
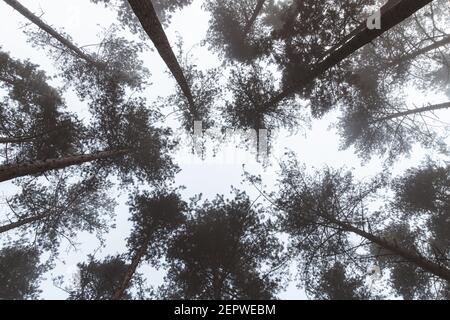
<box><xmin>0</xmin><ymin>0</ymin><xmax>448</xmax><ymax>299</ymax></box>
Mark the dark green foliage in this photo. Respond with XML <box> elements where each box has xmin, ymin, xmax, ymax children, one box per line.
<box><xmin>166</xmin><ymin>46</ymin><xmax>222</xmax><ymax>132</ymax></box>
<box><xmin>204</xmin><ymin>0</ymin><xmax>274</xmax><ymax>62</ymax></box>
<box><xmin>275</xmin><ymin>159</ymin><xmax>376</xmax><ymax>291</ymax></box>
<box><xmin>335</xmin><ymin>2</ymin><xmax>450</xmax><ymax>160</ymax></box>
<box><xmin>224</xmin><ymin>64</ymin><xmax>299</xmax><ymax>132</ymax></box>
<box><xmin>25</xmin><ymin>27</ymin><xmax>149</xmax><ymax>99</ymax></box>
<box><xmin>275</xmin><ymin>154</ymin><xmax>450</xmax><ymax>299</ymax></box>
<box><xmin>309</xmin><ymin>262</ymin><xmax>371</xmax><ymax>300</ymax></box>
<box><xmin>369</xmin><ymin>223</ymin><xmax>432</xmax><ymax>300</ymax></box>
<box><xmin>126</xmin><ymin>190</ymin><xmax>187</xmax><ymax>265</ymax></box>
<box><xmin>389</xmin><ymin>164</ymin><xmax>450</xmax><ymax>299</ymax></box>
<box><xmin>394</xmin><ymin>163</ymin><xmax>450</xmax><ymax>214</ymax></box>
<box><xmin>91</xmin><ymin>0</ymin><xmax>193</xmax><ymax>31</ymax></box>
<box><xmin>161</xmin><ymin>191</ymin><xmax>284</xmax><ymax>300</ymax></box>
<box><xmin>3</xmin><ymin>174</ymin><xmax>115</xmax><ymax>252</ymax></box>
<box><xmin>0</xmin><ymin>244</ymin><xmax>44</xmax><ymax>300</ymax></box>
<box><xmin>223</xmin><ymin>63</ymin><xmax>306</xmax><ymax>154</ymax></box>
<box><xmin>68</xmin><ymin>255</ymin><xmax>138</xmax><ymax>300</ymax></box>
<box><xmin>1</xmin><ymin>0</ymin><xmax>449</xmax><ymax>302</ymax></box>
<box><xmin>0</xmin><ymin>50</ymin><xmax>84</xmax><ymax>163</ymax></box>
<box><xmin>88</xmin><ymin>99</ymin><xmax>178</xmax><ymax>185</ymax></box>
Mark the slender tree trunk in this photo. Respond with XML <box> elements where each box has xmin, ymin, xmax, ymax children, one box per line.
<box><xmin>0</xmin><ymin>136</ymin><xmax>35</xmax><ymax>144</ymax></box>
<box><xmin>112</xmin><ymin>242</ymin><xmax>148</xmax><ymax>300</ymax></box>
<box><xmin>0</xmin><ymin>214</ymin><xmax>47</xmax><ymax>234</ymax></box>
<box><xmin>267</xmin><ymin>0</ymin><xmax>434</xmax><ymax>107</ymax></box>
<box><xmin>127</xmin><ymin>0</ymin><xmax>198</xmax><ymax>119</ymax></box>
<box><xmin>331</xmin><ymin>218</ymin><xmax>450</xmax><ymax>282</ymax></box>
<box><xmin>0</xmin><ymin>130</ymin><xmax>56</xmax><ymax>144</ymax></box>
<box><xmin>386</xmin><ymin>35</ymin><xmax>450</xmax><ymax>68</ymax></box>
<box><xmin>243</xmin><ymin>0</ymin><xmax>266</xmax><ymax>36</ymax></box>
<box><xmin>3</xmin><ymin>0</ymin><xmax>96</xmax><ymax>65</ymax></box>
<box><xmin>374</xmin><ymin>102</ymin><xmax>450</xmax><ymax>122</ymax></box>
<box><xmin>0</xmin><ymin>149</ymin><xmax>128</xmax><ymax>183</ymax></box>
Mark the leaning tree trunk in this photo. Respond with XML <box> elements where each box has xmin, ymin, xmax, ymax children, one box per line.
<box><xmin>243</xmin><ymin>0</ymin><xmax>266</xmax><ymax>36</ymax></box>
<box><xmin>127</xmin><ymin>0</ymin><xmax>198</xmax><ymax>119</ymax></box>
<box><xmin>0</xmin><ymin>136</ymin><xmax>35</xmax><ymax>144</ymax></box>
<box><xmin>267</xmin><ymin>0</ymin><xmax>434</xmax><ymax>108</ymax></box>
<box><xmin>3</xmin><ymin>0</ymin><xmax>96</xmax><ymax>65</ymax></box>
<box><xmin>112</xmin><ymin>242</ymin><xmax>148</xmax><ymax>300</ymax></box>
<box><xmin>385</xmin><ymin>34</ymin><xmax>450</xmax><ymax>68</ymax></box>
<box><xmin>0</xmin><ymin>149</ymin><xmax>128</xmax><ymax>183</ymax></box>
<box><xmin>374</xmin><ymin>102</ymin><xmax>450</xmax><ymax>123</ymax></box>
<box><xmin>331</xmin><ymin>218</ymin><xmax>450</xmax><ymax>282</ymax></box>
<box><xmin>0</xmin><ymin>214</ymin><xmax>47</xmax><ymax>234</ymax></box>
<box><xmin>3</xmin><ymin>0</ymin><xmax>136</xmax><ymax>81</ymax></box>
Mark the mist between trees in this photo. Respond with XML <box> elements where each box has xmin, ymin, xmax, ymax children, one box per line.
<box><xmin>0</xmin><ymin>0</ymin><xmax>449</xmax><ymax>300</ymax></box>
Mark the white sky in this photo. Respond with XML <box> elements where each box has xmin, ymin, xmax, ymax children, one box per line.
<box><xmin>0</xmin><ymin>0</ymin><xmax>448</xmax><ymax>300</ymax></box>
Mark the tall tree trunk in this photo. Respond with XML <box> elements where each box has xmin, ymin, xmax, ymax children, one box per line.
<box><xmin>127</xmin><ymin>0</ymin><xmax>198</xmax><ymax>119</ymax></box>
<box><xmin>386</xmin><ymin>34</ymin><xmax>450</xmax><ymax>68</ymax></box>
<box><xmin>0</xmin><ymin>149</ymin><xmax>128</xmax><ymax>183</ymax></box>
<box><xmin>0</xmin><ymin>136</ymin><xmax>35</xmax><ymax>144</ymax></box>
<box><xmin>0</xmin><ymin>214</ymin><xmax>47</xmax><ymax>234</ymax></box>
<box><xmin>329</xmin><ymin>217</ymin><xmax>450</xmax><ymax>282</ymax></box>
<box><xmin>243</xmin><ymin>0</ymin><xmax>266</xmax><ymax>36</ymax></box>
<box><xmin>112</xmin><ymin>242</ymin><xmax>148</xmax><ymax>300</ymax></box>
<box><xmin>3</xmin><ymin>0</ymin><xmax>96</xmax><ymax>65</ymax></box>
<box><xmin>267</xmin><ymin>0</ymin><xmax>434</xmax><ymax>108</ymax></box>
<box><xmin>374</xmin><ymin>102</ymin><xmax>450</xmax><ymax>123</ymax></box>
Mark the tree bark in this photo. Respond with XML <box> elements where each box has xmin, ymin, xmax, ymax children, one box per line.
<box><xmin>243</xmin><ymin>0</ymin><xmax>266</xmax><ymax>36</ymax></box>
<box><xmin>112</xmin><ymin>242</ymin><xmax>148</xmax><ymax>300</ymax></box>
<box><xmin>330</xmin><ymin>217</ymin><xmax>450</xmax><ymax>282</ymax></box>
<box><xmin>0</xmin><ymin>214</ymin><xmax>47</xmax><ymax>234</ymax></box>
<box><xmin>127</xmin><ymin>0</ymin><xmax>198</xmax><ymax>119</ymax></box>
<box><xmin>0</xmin><ymin>149</ymin><xmax>128</xmax><ymax>183</ymax></box>
<box><xmin>0</xmin><ymin>136</ymin><xmax>35</xmax><ymax>144</ymax></box>
<box><xmin>3</xmin><ymin>0</ymin><xmax>96</xmax><ymax>65</ymax></box>
<box><xmin>386</xmin><ymin>34</ymin><xmax>450</xmax><ymax>68</ymax></box>
<box><xmin>267</xmin><ymin>0</ymin><xmax>434</xmax><ymax>107</ymax></box>
<box><xmin>0</xmin><ymin>130</ymin><xmax>56</xmax><ymax>144</ymax></box>
<box><xmin>374</xmin><ymin>102</ymin><xmax>450</xmax><ymax>122</ymax></box>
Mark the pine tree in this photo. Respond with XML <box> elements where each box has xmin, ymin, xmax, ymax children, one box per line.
<box><xmin>335</xmin><ymin>1</ymin><xmax>450</xmax><ymax>160</ymax></box>
<box><xmin>309</xmin><ymin>262</ymin><xmax>372</xmax><ymax>300</ymax></box>
<box><xmin>204</xmin><ymin>0</ymin><xmax>273</xmax><ymax>62</ymax></box>
<box><xmin>160</xmin><ymin>191</ymin><xmax>284</xmax><ymax>300</ymax></box>
<box><xmin>0</xmin><ymin>244</ymin><xmax>45</xmax><ymax>300</ymax></box>
<box><xmin>112</xmin><ymin>190</ymin><xmax>187</xmax><ymax>300</ymax></box>
<box><xmin>275</xmin><ymin>156</ymin><xmax>450</xmax><ymax>296</ymax></box>
<box><xmin>69</xmin><ymin>255</ymin><xmax>144</xmax><ymax>300</ymax></box>
<box><xmin>0</xmin><ymin>50</ymin><xmax>84</xmax><ymax>164</ymax></box>
<box><xmin>0</xmin><ymin>175</ymin><xmax>114</xmax><ymax>252</ymax></box>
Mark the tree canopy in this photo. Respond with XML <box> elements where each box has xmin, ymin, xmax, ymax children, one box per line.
<box><xmin>0</xmin><ymin>0</ymin><xmax>449</xmax><ymax>301</ymax></box>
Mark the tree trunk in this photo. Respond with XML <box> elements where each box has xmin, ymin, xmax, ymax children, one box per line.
<box><xmin>267</xmin><ymin>0</ymin><xmax>434</xmax><ymax>107</ymax></box>
<box><xmin>0</xmin><ymin>131</ymin><xmax>56</xmax><ymax>144</ymax></box>
<box><xmin>374</xmin><ymin>102</ymin><xmax>450</xmax><ymax>122</ymax></box>
<box><xmin>0</xmin><ymin>149</ymin><xmax>128</xmax><ymax>183</ymax></box>
<box><xmin>112</xmin><ymin>242</ymin><xmax>148</xmax><ymax>300</ymax></box>
<box><xmin>332</xmin><ymin>218</ymin><xmax>450</xmax><ymax>282</ymax></box>
<box><xmin>243</xmin><ymin>0</ymin><xmax>266</xmax><ymax>36</ymax></box>
<box><xmin>0</xmin><ymin>136</ymin><xmax>35</xmax><ymax>144</ymax></box>
<box><xmin>3</xmin><ymin>0</ymin><xmax>96</xmax><ymax>65</ymax></box>
<box><xmin>0</xmin><ymin>214</ymin><xmax>47</xmax><ymax>234</ymax></box>
<box><xmin>386</xmin><ymin>34</ymin><xmax>450</xmax><ymax>68</ymax></box>
<box><xmin>127</xmin><ymin>0</ymin><xmax>198</xmax><ymax>119</ymax></box>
